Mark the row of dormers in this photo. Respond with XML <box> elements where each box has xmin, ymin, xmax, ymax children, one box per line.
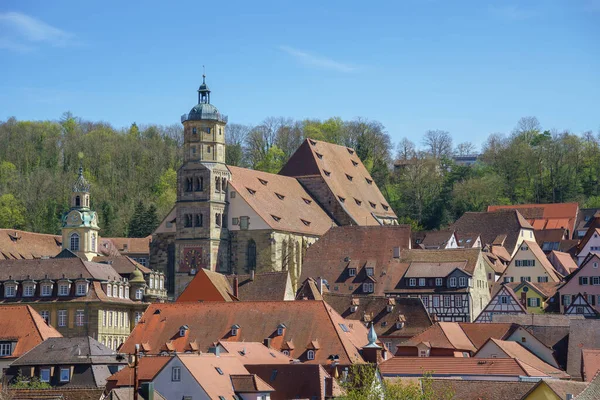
<box><xmin>0</xmin><ymin>279</ymin><xmax>90</xmax><ymax>298</ymax></box>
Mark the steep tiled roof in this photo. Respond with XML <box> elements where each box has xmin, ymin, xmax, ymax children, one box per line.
<box><xmin>582</xmin><ymin>349</ymin><xmax>600</xmax><ymax>382</ymax></box>
<box><xmin>420</xmin><ymin>230</ymin><xmax>454</xmax><ymax>249</ymax></box>
<box><xmin>478</xmin><ymin>338</ymin><xmax>569</xmax><ymax>379</ymax></box>
<box><xmin>299</xmin><ymin>225</ymin><xmax>412</xmax><ymax>296</ymax></box>
<box><xmin>549</xmin><ymin>250</ymin><xmax>579</xmax><ymax>276</ymax></box>
<box><xmin>106</xmin><ymin>357</ymin><xmax>170</xmax><ymax>389</ymax></box>
<box><xmin>535</xmin><ymin>228</ymin><xmax>568</xmax><ymax>248</ymax></box>
<box><xmin>490</xmin><ymin>245</ymin><xmax>512</xmax><ymax>262</ymax></box>
<box><xmin>230</xmin><ymin>374</ymin><xmax>274</xmax><ymax>393</ymax></box>
<box><xmin>578</xmin><ymin>227</ymin><xmax>600</xmax><ymax>254</ymax></box>
<box><xmin>575</xmin><ymin>208</ymin><xmax>600</xmax><ymax>233</ymax></box>
<box><xmin>0</xmin><ymin>229</ymin><xmax>62</xmax><ymax>260</ymax></box>
<box><xmin>7</xmin><ymin>388</ymin><xmax>105</xmax><ymax>400</ymax></box>
<box><xmin>428</xmin><ymin>379</ymin><xmax>535</xmax><ymax>400</ymax></box>
<box><xmin>102</xmin><ymin>236</ymin><xmax>151</xmax><ymax>255</ymax></box>
<box><xmin>108</xmin><ymin>387</ymin><xmax>166</xmax><ymax>400</ymax></box>
<box><xmin>455</xmin><ymin>232</ymin><xmax>481</xmax><ymax>248</ymax></box>
<box><xmin>403</xmin><ymin>261</ymin><xmax>468</xmax><ymax>278</ymax></box>
<box><xmin>0</xmin><ymin>257</ymin><xmax>125</xmax><ymax>282</ymax></box>
<box><xmin>228</xmin><ymin>165</ymin><xmax>334</xmax><ymax>236</ymax></box>
<box><xmin>10</xmin><ymin>336</ymin><xmax>119</xmax><ymax>366</ymax></box>
<box><xmin>458</xmin><ymin>323</ymin><xmax>518</xmax><ymax>349</ymax></box>
<box><xmin>401</xmin><ymin>322</ymin><xmax>476</xmax><ymax>352</ymax></box>
<box><xmin>0</xmin><ymin>305</ymin><xmax>62</xmax><ymax>359</ymax></box>
<box><xmin>450</xmin><ymin>210</ymin><xmax>532</xmax><ymax>255</ymax></box>
<box><xmin>177</xmin><ymin>269</ymin><xmax>292</xmax><ymax>302</ymax></box>
<box><xmin>218</xmin><ymin>341</ymin><xmax>293</xmax><ymax>364</ymax></box>
<box><xmin>93</xmin><ymin>256</ymin><xmax>152</xmax><ymax>275</ymax></box>
<box><xmin>488</xmin><ymin>202</ymin><xmax>579</xmax><ymax>235</ymax></box>
<box><xmin>120</xmin><ymin>301</ymin><xmax>370</xmax><ymax>365</ymax></box>
<box><xmin>395</xmin><ymin>248</ymin><xmax>482</xmax><ymax>275</ymax></box>
<box><xmin>522</xmin><ymin>379</ymin><xmax>588</xmax><ymax>400</ymax></box>
<box><xmin>246</xmin><ymin>364</ymin><xmax>334</xmax><ymax>400</ymax></box>
<box><xmin>380</xmin><ymin>357</ymin><xmax>548</xmax><ymax>377</ymax></box>
<box><xmin>279</xmin><ymin>139</ymin><xmax>397</xmax><ymax>225</ymax></box>
<box><xmin>575</xmin><ymin>372</ymin><xmax>600</xmax><ymax>399</ymax></box>
<box><xmin>521</xmin><ymin>240</ymin><xmax>564</xmax><ymax>282</ymax></box>
<box><xmin>322</xmin><ymin>294</ymin><xmax>432</xmax><ymax>340</ymax></box>
<box><xmin>567</xmin><ymin>320</ymin><xmax>600</xmax><ymax>379</ymax></box>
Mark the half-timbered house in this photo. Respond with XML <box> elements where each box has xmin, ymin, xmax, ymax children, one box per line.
<box><xmin>564</xmin><ymin>293</ymin><xmax>599</xmax><ymax>318</ymax></box>
<box><xmin>475</xmin><ymin>285</ymin><xmax>527</xmax><ymax>323</ymax></box>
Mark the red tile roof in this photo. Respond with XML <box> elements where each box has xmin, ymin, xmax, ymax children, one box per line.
<box><xmin>120</xmin><ymin>301</ymin><xmax>370</xmax><ymax>365</ymax></box>
<box><xmin>299</xmin><ymin>225</ymin><xmax>412</xmax><ymax>296</ymax></box>
<box><xmin>102</xmin><ymin>236</ymin><xmax>152</xmax><ymax>255</ymax></box>
<box><xmin>0</xmin><ymin>305</ymin><xmax>62</xmax><ymax>359</ymax></box>
<box><xmin>246</xmin><ymin>364</ymin><xmax>335</xmax><ymax>400</ymax></box>
<box><xmin>279</xmin><ymin>139</ymin><xmax>397</xmax><ymax>225</ymax></box>
<box><xmin>0</xmin><ymin>229</ymin><xmax>61</xmax><ymax>260</ymax></box>
<box><xmin>549</xmin><ymin>250</ymin><xmax>579</xmax><ymax>276</ymax></box>
<box><xmin>488</xmin><ymin>202</ymin><xmax>579</xmax><ymax>236</ymax></box>
<box><xmin>380</xmin><ymin>357</ymin><xmax>548</xmax><ymax>378</ymax></box>
<box><xmin>228</xmin><ymin>165</ymin><xmax>334</xmax><ymax>236</ymax></box>
<box><xmin>218</xmin><ymin>341</ymin><xmax>293</xmax><ymax>365</ymax></box>
<box><xmin>105</xmin><ymin>356</ymin><xmax>170</xmax><ymax>390</ymax></box>
<box><xmin>582</xmin><ymin>349</ymin><xmax>600</xmax><ymax>382</ymax></box>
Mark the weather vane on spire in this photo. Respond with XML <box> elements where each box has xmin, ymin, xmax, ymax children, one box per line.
<box><xmin>202</xmin><ymin>65</ymin><xmax>206</xmax><ymax>83</ymax></box>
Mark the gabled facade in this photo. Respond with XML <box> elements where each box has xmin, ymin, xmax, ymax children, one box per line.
<box><xmin>498</xmin><ymin>241</ymin><xmax>563</xmax><ymax>285</ymax></box>
<box><xmin>577</xmin><ymin>228</ymin><xmax>600</xmax><ymax>266</ymax></box>
<box><xmin>558</xmin><ymin>253</ymin><xmax>600</xmax><ymax>314</ymax></box>
<box><xmin>564</xmin><ymin>293</ymin><xmax>599</xmax><ymax>318</ymax></box>
<box><xmin>475</xmin><ymin>285</ymin><xmax>527</xmax><ymax>323</ymax></box>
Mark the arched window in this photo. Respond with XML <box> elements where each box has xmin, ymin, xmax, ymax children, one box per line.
<box><xmin>186</xmin><ymin>178</ymin><xmax>193</xmax><ymax>192</ymax></box>
<box><xmin>75</xmin><ymin>196</ymin><xmax>81</xmax><ymax>207</ymax></box>
<box><xmin>281</xmin><ymin>240</ymin><xmax>288</xmax><ymax>271</ymax></box>
<box><xmin>221</xmin><ymin>177</ymin><xmax>226</xmax><ymax>192</ymax></box>
<box><xmin>247</xmin><ymin>240</ymin><xmax>257</xmax><ymax>271</ymax></box>
<box><xmin>195</xmin><ymin>177</ymin><xmax>203</xmax><ymax>191</ymax></box>
<box><xmin>91</xmin><ymin>234</ymin><xmax>96</xmax><ymax>252</ymax></box>
<box><xmin>85</xmin><ymin>196</ymin><xmax>89</xmax><ymax>207</ymax></box>
<box><xmin>70</xmin><ymin>233</ymin><xmax>80</xmax><ymax>251</ymax></box>
<box><xmin>215</xmin><ymin>177</ymin><xmax>221</xmax><ymax>192</ymax></box>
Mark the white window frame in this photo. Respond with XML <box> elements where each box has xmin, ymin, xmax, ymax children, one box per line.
<box><xmin>118</xmin><ymin>285</ymin><xmax>124</xmax><ymax>298</ymax></box>
<box><xmin>125</xmin><ymin>286</ymin><xmax>130</xmax><ymax>298</ymax></box>
<box><xmin>40</xmin><ymin>368</ymin><xmax>51</xmax><ymax>383</ymax></box>
<box><xmin>4</xmin><ymin>284</ymin><xmax>16</xmax><ymax>298</ymax></box>
<box><xmin>58</xmin><ymin>310</ymin><xmax>67</xmax><ymax>327</ymax></box>
<box><xmin>0</xmin><ymin>343</ymin><xmax>12</xmax><ymax>356</ymax></box>
<box><xmin>40</xmin><ymin>310</ymin><xmax>50</xmax><ymax>324</ymax></box>
<box><xmin>58</xmin><ymin>283</ymin><xmax>70</xmax><ymax>296</ymax></box>
<box><xmin>449</xmin><ymin>277</ymin><xmax>457</xmax><ymax>287</ymax></box>
<box><xmin>70</xmin><ymin>233</ymin><xmax>80</xmax><ymax>251</ymax></box>
<box><xmin>443</xmin><ymin>296</ymin><xmax>451</xmax><ymax>307</ymax></box>
<box><xmin>409</xmin><ymin>278</ymin><xmax>416</xmax><ymax>287</ymax></box>
<box><xmin>60</xmin><ymin>368</ymin><xmax>70</xmax><ymax>382</ymax></box>
<box><xmin>307</xmin><ymin>350</ymin><xmax>315</xmax><ymax>360</ymax></box>
<box><xmin>106</xmin><ymin>284</ymin><xmax>112</xmax><ymax>297</ymax></box>
<box><xmin>23</xmin><ymin>284</ymin><xmax>35</xmax><ymax>297</ymax></box>
<box><xmin>458</xmin><ymin>277</ymin><xmax>466</xmax><ymax>287</ymax></box>
<box><xmin>76</xmin><ymin>282</ymin><xmax>87</xmax><ymax>296</ymax></box>
<box><xmin>171</xmin><ymin>366</ymin><xmax>181</xmax><ymax>382</ymax></box>
<box><xmin>366</xmin><ymin>267</ymin><xmax>374</xmax><ymax>277</ymax></box>
<box><xmin>75</xmin><ymin>310</ymin><xmax>85</xmax><ymax>327</ymax></box>
<box><xmin>136</xmin><ymin>288</ymin><xmax>144</xmax><ymax>300</ymax></box>
<box><xmin>108</xmin><ymin>311</ymin><xmax>113</xmax><ymax>327</ymax></box>
<box><xmin>418</xmin><ymin>278</ymin><xmax>426</xmax><ymax>287</ymax></box>
<box><xmin>433</xmin><ymin>296</ymin><xmax>440</xmax><ymax>307</ymax></box>
<box><xmin>435</xmin><ymin>278</ymin><xmax>443</xmax><ymax>286</ymax></box>
<box><xmin>41</xmin><ymin>284</ymin><xmax>52</xmax><ymax>296</ymax></box>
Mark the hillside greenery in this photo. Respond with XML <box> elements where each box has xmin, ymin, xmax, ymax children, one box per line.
<box><xmin>0</xmin><ymin>113</ymin><xmax>598</xmax><ymax>236</ymax></box>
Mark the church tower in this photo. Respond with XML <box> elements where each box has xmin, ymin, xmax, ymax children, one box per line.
<box><xmin>174</xmin><ymin>75</ymin><xmax>230</xmax><ymax>295</ymax></box>
<box><xmin>61</xmin><ymin>167</ymin><xmax>100</xmax><ymax>261</ymax></box>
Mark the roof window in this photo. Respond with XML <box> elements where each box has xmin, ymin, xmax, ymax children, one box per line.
<box><xmin>316</xmin><ymin>152</ymin><xmax>323</xmax><ymax>159</ymax></box>
<box><xmin>366</xmin><ymin>178</ymin><xmax>373</xmax><ymax>185</ymax></box>
<box><xmin>381</xmin><ymin>204</ymin><xmax>389</xmax><ymax>211</ymax></box>
<box><xmin>302</xmin><ymin>198</ymin><xmax>312</xmax><ymax>205</ymax></box>
<box><xmin>323</xmin><ymin>170</ymin><xmax>331</xmax><ymax>177</ymax></box>
<box><xmin>346</xmin><ymin>174</ymin><xmax>353</xmax><ymax>181</ymax></box>
<box><xmin>258</xmin><ymin>178</ymin><xmax>268</xmax><ymax>186</ymax></box>
<box><xmin>271</xmin><ymin>215</ymin><xmax>281</xmax><ymax>222</ymax></box>
<box><xmin>309</xmin><ymin>139</ymin><xmax>317</xmax><ymax>146</ymax></box>
<box><xmin>354</xmin><ymin>198</ymin><xmax>362</xmax><ymax>206</ymax></box>
<box><xmin>246</xmin><ymin>188</ymin><xmax>256</xmax><ymax>195</ymax></box>
<box><xmin>275</xmin><ymin>193</ymin><xmax>285</xmax><ymax>200</ymax></box>
<box><xmin>215</xmin><ymin>367</ymin><xmax>224</xmax><ymax>375</ymax></box>
<box><xmin>347</xmin><ymin>148</ymin><xmax>355</xmax><ymax>155</ymax></box>
<box><xmin>338</xmin><ymin>196</ymin><xmax>346</xmax><ymax>203</ymax></box>
<box><xmin>369</xmin><ymin>202</ymin><xmax>376</xmax><ymax>208</ymax></box>
<box><xmin>352</xmin><ymin>160</ymin><xmax>358</xmax><ymax>167</ymax></box>
<box><xmin>301</xmin><ymin>219</ymin><xmax>311</xmax><ymax>226</ymax></box>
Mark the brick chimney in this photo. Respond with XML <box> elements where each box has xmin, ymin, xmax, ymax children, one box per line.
<box><xmin>233</xmin><ymin>275</ymin><xmax>239</xmax><ymax>298</ymax></box>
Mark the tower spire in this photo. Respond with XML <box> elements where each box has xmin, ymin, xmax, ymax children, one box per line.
<box><xmin>198</xmin><ymin>66</ymin><xmax>211</xmax><ymax>104</ymax></box>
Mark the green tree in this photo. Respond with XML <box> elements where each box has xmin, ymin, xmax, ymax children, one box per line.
<box><xmin>255</xmin><ymin>145</ymin><xmax>286</xmax><ymax>174</ymax></box>
<box><xmin>0</xmin><ymin>193</ymin><xmax>26</xmax><ymax>229</ymax></box>
<box><xmin>128</xmin><ymin>201</ymin><xmax>146</xmax><ymax>237</ymax></box>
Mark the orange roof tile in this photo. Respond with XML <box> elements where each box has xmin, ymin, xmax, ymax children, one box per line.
<box><xmin>0</xmin><ymin>305</ymin><xmax>62</xmax><ymax>359</ymax></box>
<box><xmin>103</xmin><ymin>236</ymin><xmax>151</xmax><ymax>255</ymax></box>
<box><xmin>0</xmin><ymin>229</ymin><xmax>61</xmax><ymax>260</ymax></box>
<box><xmin>488</xmin><ymin>202</ymin><xmax>579</xmax><ymax>235</ymax></box>
<box><xmin>218</xmin><ymin>341</ymin><xmax>293</xmax><ymax>365</ymax></box>
<box><xmin>549</xmin><ymin>250</ymin><xmax>579</xmax><ymax>275</ymax></box>
<box><xmin>246</xmin><ymin>364</ymin><xmax>334</xmax><ymax>400</ymax></box>
<box><xmin>106</xmin><ymin>357</ymin><xmax>170</xmax><ymax>389</ymax></box>
<box><xmin>121</xmin><ymin>301</ymin><xmax>369</xmax><ymax>365</ymax></box>
<box><xmin>280</xmin><ymin>139</ymin><xmax>397</xmax><ymax>225</ymax></box>
<box><xmin>228</xmin><ymin>165</ymin><xmax>334</xmax><ymax>236</ymax></box>
<box><xmin>380</xmin><ymin>357</ymin><xmax>549</xmax><ymax>377</ymax></box>
<box><xmin>582</xmin><ymin>349</ymin><xmax>600</xmax><ymax>382</ymax></box>
<box><xmin>522</xmin><ymin>240</ymin><xmax>563</xmax><ymax>282</ymax></box>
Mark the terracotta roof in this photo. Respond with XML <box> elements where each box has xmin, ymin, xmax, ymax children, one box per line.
<box><xmin>296</xmin><ymin>277</ymin><xmax>324</xmax><ymax>300</ymax></box>
<box><xmin>106</xmin><ymin>357</ymin><xmax>170</xmax><ymax>389</ymax></box>
<box><xmin>549</xmin><ymin>250</ymin><xmax>579</xmax><ymax>276</ymax></box>
<box><xmin>0</xmin><ymin>305</ymin><xmax>62</xmax><ymax>359</ymax></box>
<box><xmin>582</xmin><ymin>349</ymin><xmax>600</xmax><ymax>382</ymax></box>
<box><xmin>400</xmin><ymin>322</ymin><xmax>476</xmax><ymax>352</ymax></box>
<box><xmin>108</xmin><ymin>387</ymin><xmax>166</xmax><ymax>400</ymax></box>
<box><xmin>535</xmin><ymin>228</ymin><xmax>568</xmax><ymax>248</ymax></box>
<box><xmin>0</xmin><ymin>229</ymin><xmax>62</xmax><ymax>260</ymax></box>
<box><xmin>575</xmin><ymin>372</ymin><xmax>600</xmax><ymax>399</ymax></box>
<box><xmin>322</xmin><ymin>293</ymin><xmax>432</xmax><ymax>340</ymax></box>
<box><xmin>299</xmin><ymin>225</ymin><xmax>412</xmax><ymax>296</ymax></box>
<box><xmin>478</xmin><ymin>338</ymin><xmax>569</xmax><ymax>379</ymax></box>
<box><xmin>93</xmin><ymin>256</ymin><xmax>152</xmax><ymax>275</ymax></box>
<box><xmin>279</xmin><ymin>138</ymin><xmax>397</xmax><ymax>225</ymax></box>
<box><xmin>102</xmin><ymin>236</ymin><xmax>151</xmax><ymax>255</ymax></box>
<box><xmin>482</xmin><ymin>252</ymin><xmax>507</xmax><ymax>275</ymax></box>
<box><xmin>228</xmin><ymin>165</ymin><xmax>334</xmax><ymax>236</ymax></box>
<box><xmin>379</xmin><ymin>357</ymin><xmax>549</xmax><ymax>377</ymax></box>
<box><xmin>450</xmin><ymin>210</ymin><xmax>532</xmax><ymax>255</ymax></box>
<box><xmin>488</xmin><ymin>202</ymin><xmax>579</xmax><ymax>235</ymax></box>
<box><xmin>490</xmin><ymin>245</ymin><xmax>512</xmax><ymax>262</ymax></box>
<box><xmin>177</xmin><ymin>270</ymin><xmax>292</xmax><ymax>302</ymax></box>
<box><xmin>419</xmin><ymin>230</ymin><xmax>455</xmax><ymax>249</ymax></box>
<box><xmin>567</xmin><ymin>320</ymin><xmax>600</xmax><ymax>379</ymax></box>
<box><xmin>218</xmin><ymin>341</ymin><xmax>293</xmax><ymax>364</ymax></box>
<box><xmin>428</xmin><ymin>379</ymin><xmax>535</xmax><ymax>400</ymax></box>
<box><xmin>458</xmin><ymin>323</ymin><xmax>518</xmax><ymax>349</ymax></box>
<box><xmin>230</xmin><ymin>374</ymin><xmax>274</xmax><ymax>393</ymax></box>
<box><xmin>575</xmin><ymin>208</ymin><xmax>600</xmax><ymax>233</ymax></box>
<box><xmin>121</xmin><ymin>301</ymin><xmax>370</xmax><ymax>365</ymax></box>
<box><xmin>395</xmin><ymin>248</ymin><xmax>482</xmax><ymax>275</ymax></box>
<box><xmin>246</xmin><ymin>364</ymin><xmax>334</xmax><ymax>400</ymax></box>
<box><xmin>7</xmin><ymin>388</ymin><xmax>105</xmax><ymax>400</ymax></box>
<box><xmin>522</xmin><ymin>379</ymin><xmax>588</xmax><ymax>400</ymax></box>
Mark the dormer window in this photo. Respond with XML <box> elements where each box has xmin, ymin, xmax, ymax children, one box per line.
<box><xmin>323</xmin><ymin>170</ymin><xmax>331</xmax><ymax>177</ymax></box>
<box><xmin>309</xmin><ymin>139</ymin><xmax>317</xmax><ymax>146</ymax></box>
<box><xmin>354</xmin><ymin>198</ymin><xmax>362</xmax><ymax>206</ymax></box>
<box><xmin>247</xmin><ymin>188</ymin><xmax>256</xmax><ymax>195</ymax></box>
<box><xmin>349</xmin><ymin>268</ymin><xmax>356</xmax><ymax>277</ymax></box>
<box><xmin>449</xmin><ymin>277</ymin><xmax>457</xmax><ymax>287</ymax></box>
<box><xmin>346</xmin><ymin>174</ymin><xmax>353</xmax><ymax>181</ymax></box>
<box><xmin>41</xmin><ymin>283</ymin><xmax>53</xmax><ymax>297</ymax></box>
<box><xmin>366</xmin><ymin>178</ymin><xmax>373</xmax><ymax>185</ymax></box>
<box><xmin>435</xmin><ymin>278</ymin><xmax>443</xmax><ymax>286</ymax></box>
<box><xmin>300</xmin><ymin>219</ymin><xmax>311</xmax><ymax>226</ymax></box>
<box><xmin>381</xmin><ymin>204</ymin><xmax>389</xmax><ymax>211</ymax></box>
<box><xmin>106</xmin><ymin>284</ymin><xmax>112</xmax><ymax>297</ymax></box>
<box><xmin>277</xmin><ymin>324</ymin><xmax>286</xmax><ymax>336</ymax></box>
<box><xmin>302</xmin><ymin>198</ymin><xmax>312</xmax><ymax>205</ymax></box>
<box><xmin>23</xmin><ymin>283</ymin><xmax>35</xmax><ymax>297</ymax></box>
<box><xmin>275</xmin><ymin>193</ymin><xmax>285</xmax><ymax>200</ymax></box>
<box><xmin>58</xmin><ymin>283</ymin><xmax>70</xmax><ymax>296</ymax></box>
<box><xmin>352</xmin><ymin>160</ymin><xmax>358</xmax><ymax>167</ymax></box>
<box><xmin>271</xmin><ymin>215</ymin><xmax>281</xmax><ymax>222</ymax></box>
<box><xmin>316</xmin><ymin>152</ymin><xmax>323</xmax><ymax>159</ymax></box>
<box><xmin>231</xmin><ymin>324</ymin><xmax>240</xmax><ymax>336</ymax></box>
<box><xmin>4</xmin><ymin>284</ymin><xmax>17</xmax><ymax>298</ymax></box>
<box><xmin>362</xmin><ymin>282</ymin><xmax>374</xmax><ymax>293</ymax></box>
<box><xmin>338</xmin><ymin>196</ymin><xmax>345</xmax><ymax>203</ymax></box>
<box><xmin>418</xmin><ymin>278</ymin><xmax>426</xmax><ymax>286</ymax></box>
<box><xmin>387</xmin><ymin>304</ymin><xmax>394</xmax><ymax>313</ymax></box>
<box><xmin>258</xmin><ymin>178</ymin><xmax>268</xmax><ymax>186</ymax></box>
<box><xmin>179</xmin><ymin>325</ymin><xmax>189</xmax><ymax>337</ymax></box>
<box><xmin>307</xmin><ymin>350</ymin><xmax>315</xmax><ymax>360</ymax></box>
<box><xmin>369</xmin><ymin>202</ymin><xmax>376</xmax><ymax>208</ymax></box>
<box><xmin>350</xmin><ymin>305</ymin><xmax>358</xmax><ymax>313</ymax></box>
<box><xmin>347</xmin><ymin>148</ymin><xmax>354</xmax><ymax>155</ymax></box>
<box><xmin>409</xmin><ymin>278</ymin><xmax>416</xmax><ymax>287</ymax></box>
<box><xmin>76</xmin><ymin>282</ymin><xmax>88</xmax><ymax>296</ymax></box>
<box><xmin>458</xmin><ymin>277</ymin><xmax>467</xmax><ymax>287</ymax></box>
<box><xmin>366</xmin><ymin>267</ymin><xmax>374</xmax><ymax>277</ymax></box>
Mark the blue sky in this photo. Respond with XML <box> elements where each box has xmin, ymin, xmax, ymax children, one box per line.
<box><xmin>0</xmin><ymin>0</ymin><xmax>598</xmax><ymax>149</ymax></box>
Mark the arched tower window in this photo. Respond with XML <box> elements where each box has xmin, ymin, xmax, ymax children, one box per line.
<box><xmin>195</xmin><ymin>177</ymin><xmax>203</xmax><ymax>192</ymax></box>
<box><xmin>247</xmin><ymin>240</ymin><xmax>257</xmax><ymax>272</ymax></box>
<box><xmin>75</xmin><ymin>196</ymin><xmax>81</xmax><ymax>207</ymax></box>
<box><xmin>215</xmin><ymin>177</ymin><xmax>221</xmax><ymax>192</ymax></box>
<box><xmin>85</xmin><ymin>196</ymin><xmax>89</xmax><ymax>207</ymax></box>
<box><xmin>186</xmin><ymin>178</ymin><xmax>193</xmax><ymax>192</ymax></box>
<box><xmin>91</xmin><ymin>234</ymin><xmax>96</xmax><ymax>252</ymax></box>
<box><xmin>282</xmin><ymin>240</ymin><xmax>288</xmax><ymax>271</ymax></box>
<box><xmin>70</xmin><ymin>233</ymin><xmax>80</xmax><ymax>251</ymax></box>
<box><xmin>221</xmin><ymin>177</ymin><xmax>226</xmax><ymax>192</ymax></box>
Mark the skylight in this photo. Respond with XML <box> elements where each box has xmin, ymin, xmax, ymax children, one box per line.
<box><xmin>215</xmin><ymin>367</ymin><xmax>224</xmax><ymax>375</ymax></box>
<box><xmin>271</xmin><ymin>215</ymin><xmax>281</xmax><ymax>222</ymax></box>
<box><xmin>275</xmin><ymin>193</ymin><xmax>285</xmax><ymax>200</ymax></box>
<box><xmin>302</xmin><ymin>198</ymin><xmax>312</xmax><ymax>205</ymax></box>
<box><xmin>301</xmin><ymin>219</ymin><xmax>311</xmax><ymax>226</ymax></box>
<box><xmin>247</xmin><ymin>188</ymin><xmax>256</xmax><ymax>195</ymax></box>
<box><xmin>323</xmin><ymin>170</ymin><xmax>331</xmax><ymax>177</ymax></box>
<box><xmin>258</xmin><ymin>178</ymin><xmax>268</xmax><ymax>186</ymax></box>
<box><xmin>339</xmin><ymin>323</ymin><xmax>350</xmax><ymax>332</ymax></box>
<box><xmin>346</xmin><ymin>174</ymin><xmax>353</xmax><ymax>181</ymax></box>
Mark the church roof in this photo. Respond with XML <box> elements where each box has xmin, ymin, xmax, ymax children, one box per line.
<box><xmin>279</xmin><ymin>139</ymin><xmax>397</xmax><ymax>226</ymax></box>
<box><xmin>228</xmin><ymin>166</ymin><xmax>334</xmax><ymax>236</ymax></box>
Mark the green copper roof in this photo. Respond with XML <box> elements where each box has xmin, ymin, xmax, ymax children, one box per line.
<box><xmin>72</xmin><ymin>167</ymin><xmax>91</xmax><ymax>193</ymax></box>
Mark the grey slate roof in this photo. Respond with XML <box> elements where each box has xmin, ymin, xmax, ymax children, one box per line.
<box><xmin>11</xmin><ymin>336</ymin><xmax>121</xmax><ymax>366</ymax></box>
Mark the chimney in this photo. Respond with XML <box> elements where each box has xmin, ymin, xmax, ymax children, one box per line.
<box><xmin>263</xmin><ymin>338</ymin><xmax>271</xmax><ymax>348</ymax></box>
<box><xmin>250</xmin><ymin>270</ymin><xmax>255</xmax><ymax>281</ymax></box>
<box><xmin>521</xmin><ymin>292</ymin><xmax>527</xmax><ymax>309</ymax></box>
<box><xmin>233</xmin><ymin>275</ymin><xmax>239</xmax><ymax>298</ymax></box>
<box><xmin>140</xmin><ymin>382</ymin><xmax>154</xmax><ymax>400</ymax></box>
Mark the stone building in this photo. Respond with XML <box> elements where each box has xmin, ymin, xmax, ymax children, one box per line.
<box><xmin>151</xmin><ymin>77</ymin><xmax>398</xmax><ymax>297</ymax></box>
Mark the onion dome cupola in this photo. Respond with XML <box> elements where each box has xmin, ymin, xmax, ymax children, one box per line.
<box><xmin>130</xmin><ymin>267</ymin><xmax>146</xmax><ymax>285</ymax></box>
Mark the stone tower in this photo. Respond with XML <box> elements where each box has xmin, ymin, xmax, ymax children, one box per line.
<box><xmin>174</xmin><ymin>75</ymin><xmax>230</xmax><ymax>295</ymax></box>
<box><xmin>61</xmin><ymin>167</ymin><xmax>100</xmax><ymax>261</ymax></box>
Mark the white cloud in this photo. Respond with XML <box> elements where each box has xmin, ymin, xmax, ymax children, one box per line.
<box><xmin>279</xmin><ymin>45</ymin><xmax>358</xmax><ymax>73</ymax></box>
<box><xmin>0</xmin><ymin>11</ymin><xmax>73</xmax><ymax>51</ymax></box>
